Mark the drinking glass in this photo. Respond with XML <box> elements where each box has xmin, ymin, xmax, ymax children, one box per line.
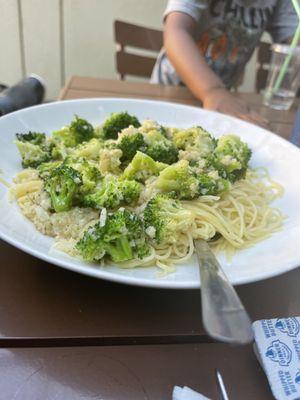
<box><xmin>263</xmin><ymin>44</ymin><xmax>300</xmax><ymax>111</ymax></box>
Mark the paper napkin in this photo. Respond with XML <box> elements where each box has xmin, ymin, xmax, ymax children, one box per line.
<box><xmin>172</xmin><ymin>386</ymin><xmax>211</xmax><ymax>400</ymax></box>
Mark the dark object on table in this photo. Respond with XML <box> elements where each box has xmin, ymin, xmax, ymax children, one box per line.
<box><xmin>0</xmin><ymin>75</ymin><xmax>45</xmax><ymax>116</ymax></box>
<box><xmin>290</xmin><ymin>107</ymin><xmax>300</xmax><ymax>147</ymax></box>
<box><xmin>0</xmin><ymin>83</ymin><xmax>8</xmax><ymax>93</ymax></box>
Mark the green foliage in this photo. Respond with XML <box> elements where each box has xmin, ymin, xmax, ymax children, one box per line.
<box><xmin>102</xmin><ymin>112</ymin><xmax>141</xmax><ymax>139</ymax></box>
<box><xmin>83</xmin><ymin>176</ymin><xmax>140</xmax><ymax>209</ymax></box>
<box><xmin>143</xmin><ymin>194</ymin><xmax>193</xmax><ymax>245</ymax></box>
<box><xmin>76</xmin><ymin>209</ymin><xmax>149</xmax><ymax>262</ymax></box>
<box><xmin>155</xmin><ymin>160</ymin><xmax>199</xmax><ymax>199</ymax></box>
<box><xmin>44</xmin><ymin>165</ymin><xmax>82</xmax><ymax>212</ymax></box>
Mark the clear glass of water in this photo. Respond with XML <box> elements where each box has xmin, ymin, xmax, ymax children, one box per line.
<box><xmin>263</xmin><ymin>44</ymin><xmax>300</xmax><ymax>111</ymax></box>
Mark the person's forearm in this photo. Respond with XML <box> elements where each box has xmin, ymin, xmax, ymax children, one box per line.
<box><xmin>164</xmin><ymin>13</ymin><xmax>225</xmax><ymax>101</ymax></box>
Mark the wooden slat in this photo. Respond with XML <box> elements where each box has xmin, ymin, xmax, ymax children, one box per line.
<box><xmin>58</xmin><ymin>75</ymin><xmax>74</xmax><ymax>100</ymax></box>
<box><xmin>257</xmin><ymin>41</ymin><xmax>272</xmax><ymax>65</ymax></box>
<box><xmin>255</xmin><ymin>69</ymin><xmax>269</xmax><ymax>93</ymax></box>
<box><xmin>114</xmin><ymin>20</ymin><xmax>163</xmax><ymax>51</ymax></box>
<box><xmin>116</xmin><ymin>51</ymin><xmax>157</xmax><ymax>78</ymax></box>
<box><xmin>60</xmin><ymin>76</ymin><xmax>198</xmax><ymax>102</ymax></box>
<box><xmin>255</xmin><ymin>41</ymin><xmax>272</xmax><ymax>92</ymax></box>
<box><xmin>60</xmin><ymin>88</ymin><xmax>199</xmax><ymax>106</ymax></box>
<box><xmin>21</xmin><ymin>0</ymin><xmax>62</xmax><ymax>99</ymax></box>
<box><xmin>0</xmin><ymin>344</ymin><xmax>273</xmax><ymax>400</ymax></box>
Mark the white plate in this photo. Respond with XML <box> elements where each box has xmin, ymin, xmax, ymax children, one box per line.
<box><xmin>0</xmin><ymin>98</ymin><xmax>300</xmax><ymax>289</ymax></box>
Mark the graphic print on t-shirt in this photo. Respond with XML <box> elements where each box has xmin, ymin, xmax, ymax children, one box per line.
<box><xmin>197</xmin><ymin>21</ymin><xmax>261</xmax><ymax>86</ymax></box>
<box><xmin>196</xmin><ymin>1</ymin><xmax>276</xmax><ymax>86</ymax></box>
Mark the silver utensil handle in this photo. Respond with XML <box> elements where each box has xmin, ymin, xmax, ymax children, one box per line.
<box><xmin>194</xmin><ymin>240</ymin><xmax>254</xmax><ymax>344</ymax></box>
<box><xmin>215</xmin><ymin>369</ymin><xmax>230</xmax><ymax>400</ymax></box>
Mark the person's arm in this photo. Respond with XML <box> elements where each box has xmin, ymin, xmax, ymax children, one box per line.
<box><xmin>164</xmin><ymin>12</ymin><xmax>268</xmax><ymax>126</ymax></box>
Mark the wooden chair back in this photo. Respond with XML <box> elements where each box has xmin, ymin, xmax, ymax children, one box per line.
<box><xmin>114</xmin><ymin>20</ymin><xmax>163</xmax><ymax>80</ymax></box>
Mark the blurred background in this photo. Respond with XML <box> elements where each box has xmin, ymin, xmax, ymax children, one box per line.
<box><xmin>0</xmin><ymin>0</ymin><xmax>271</xmax><ymax>100</ymax></box>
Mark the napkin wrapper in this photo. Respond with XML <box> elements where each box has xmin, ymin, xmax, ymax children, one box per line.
<box><xmin>253</xmin><ymin>317</ymin><xmax>300</xmax><ymax>400</ymax></box>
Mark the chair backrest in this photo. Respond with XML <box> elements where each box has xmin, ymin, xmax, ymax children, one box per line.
<box><xmin>114</xmin><ymin>20</ymin><xmax>163</xmax><ymax>80</ymax></box>
<box><xmin>255</xmin><ymin>41</ymin><xmax>272</xmax><ymax>93</ymax></box>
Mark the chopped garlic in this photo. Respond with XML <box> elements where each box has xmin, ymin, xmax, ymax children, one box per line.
<box><xmin>99</xmin><ymin>208</ymin><xmax>107</xmax><ymax>227</ymax></box>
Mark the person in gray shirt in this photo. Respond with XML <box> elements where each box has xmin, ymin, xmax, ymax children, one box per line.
<box><xmin>151</xmin><ymin>0</ymin><xmax>298</xmax><ymax>126</ymax></box>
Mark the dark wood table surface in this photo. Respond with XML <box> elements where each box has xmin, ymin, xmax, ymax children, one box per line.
<box><xmin>0</xmin><ymin>76</ymin><xmax>299</xmax><ymax>399</ymax></box>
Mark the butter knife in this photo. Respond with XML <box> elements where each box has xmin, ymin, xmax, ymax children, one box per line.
<box><xmin>194</xmin><ymin>239</ymin><xmax>253</xmax><ymax>344</ymax></box>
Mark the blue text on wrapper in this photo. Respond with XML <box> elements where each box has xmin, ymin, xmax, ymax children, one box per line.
<box><xmin>266</xmin><ymin>340</ymin><xmax>293</xmax><ymax>366</ymax></box>
<box><xmin>276</xmin><ymin>318</ymin><xmax>300</xmax><ymax>338</ymax></box>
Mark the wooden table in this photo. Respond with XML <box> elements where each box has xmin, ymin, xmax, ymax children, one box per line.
<box><xmin>0</xmin><ymin>76</ymin><xmax>299</xmax><ymax>399</ymax></box>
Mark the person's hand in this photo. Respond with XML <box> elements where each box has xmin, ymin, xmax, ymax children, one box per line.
<box><xmin>203</xmin><ymin>87</ymin><xmax>269</xmax><ymax>128</ymax></box>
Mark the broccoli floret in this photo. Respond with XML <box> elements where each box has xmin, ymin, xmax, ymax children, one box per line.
<box><xmin>212</xmin><ymin>135</ymin><xmax>252</xmax><ymax>182</ymax></box>
<box><xmin>64</xmin><ymin>157</ymin><xmax>101</xmax><ymax>195</ymax></box>
<box><xmin>76</xmin><ymin>209</ymin><xmax>149</xmax><ymax>262</ymax></box>
<box><xmin>117</xmin><ymin>130</ymin><xmax>147</xmax><ymax>162</ymax></box>
<box><xmin>52</xmin><ymin>126</ymin><xmax>76</xmax><ymax>148</ymax></box>
<box><xmin>158</xmin><ymin>125</ymin><xmax>168</xmax><ymax>137</ymax></box>
<box><xmin>155</xmin><ymin>160</ymin><xmax>199</xmax><ymax>199</ymax></box>
<box><xmin>37</xmin><ymin>160</ymin><xmax>62</xmax><ymax>179</ymax></box>
<box><xmin>197</xmin><ymin>172</ymin><xmax>230</xmax><ymax>196</ymax></box>
<box><xmin>138</xmin><ymin>119</ymin><xmax>164</xmax><ymax>134</ymax></box>
<box><xmin>144</xmin><ymin>129</ymin><xmax>178</xmax><ymax>164</ymax></box>
<box><xmin>48</xmin><ymin>136</ymin><xmax>69</xmax><ymax>160</ymax></box>
<box><xmin>83</xmin><ymin>176</ymin><xmax>140</xmax><ymax>209</ymax></box>
<box><xmin>53</xmin><ymin>115</ymin><xmax>94</xmax><ymax>147</ymax></box>
<box><xmin>102</xmin><ymin>112</ymin><xmax>141</xmax><ymax>139</ymax></box>
<box><xmin>70</xmin><ymin>115</ymin><xmax>94</xmax><ymax>142</ymax></box>
<box><xmin>143</xmin><ymin>194</ymin><xmax>193</xmax><ymax>245</ymax></box>
<box><xmin>173</xmin><ymin>126</ymin><xmax>216</xmax><ymax>158</ymax></box>
<box><xmin>15</xmin><ymin>140</ymin><xmax>51</xmax><ymax>168</ymax></box>
<box><xmin>71</xmin><ymin>138</ymin><xmax>103</xmax><ymax>160</ymax></box>
<box><xmin>123</xmin><ymin>151</ymin><xmax>167</xmax><ymax>182</ymax></box>
<box><xmin>117</xmin><ymin>126</ymin><xmax>178</xmax><ymax>164</ymax></box>
<box><xmin>43</xmin><ymin>165</ymin><xmax>82</xmax><ymax>212</ymax></box>
<box><xmin>101</xmin><ymin>139</ymin><xmax>119</xmax><ymax>150</ymax></box>
<box><xmin>15</xmin><ymin>132</ymin><xmax>54</xmax><ymax>168</ymax></box>
<box><xmin>99</xmin><ymin>148</ymin><xmax>123</xmax><ymax>175</ymax></box>
<box><xmin>16</xmin><ymin>132</ymin><xmax>46</xmax><ymax>145</ymax></box>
